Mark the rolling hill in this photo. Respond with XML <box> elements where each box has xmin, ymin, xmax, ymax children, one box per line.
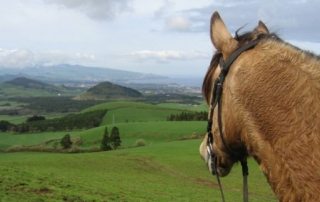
<box><xmin>0</xmin><ymin>77</ymin><xmax>61</xmax><ymax>97</ymax></box>
<box><xmin>0</xmin><ymin>77</ymin><xmax>83</xmax><ymax>97</ymax></box>
<box><xmin>5</xmin><ymin>77</ymin><xmax>60</xmax><ymax>92</ymax></box>
<box><xmin>0</xmin><ymin>141</ymin><xmax>276</xmax><ymax>201</ymax></box>
<box><xmin>0</xmin><ymin>100</ymin><xmax>276</xmax><ymax>201</ymax></box>
<box><xmin>76</xmin><ymin>81</ymin><xmax>143</xmax><ymax>100</ymax></box>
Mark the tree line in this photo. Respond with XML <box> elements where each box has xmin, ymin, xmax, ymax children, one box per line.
<box><xmin>167</xmin><ymin>111</ymin><xmax>208</xmax><ymax>121</ymax></box>
<box><xmin>0</xmin><ymin>110</ymin><xmax>107</xmax><ymax>133</ymax></box>
<box><xmin>7</xmin><ymin>96</ymin><xmax>104</xmax><ymax>114</ymax></box>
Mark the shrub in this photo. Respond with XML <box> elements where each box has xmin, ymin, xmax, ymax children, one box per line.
<box><xmin>167</xmin><ymin>111</ymin><xmax>208</xmax><ymax>121</ymax></box>
<box><xmin>135</xmin><ymin>139</ymin><xmax>146</xmax><ymax>147</ymax></box>
<box><xmin>110</xmin><ymin>127</ymin><xmax>121</xmax><ymax>149</ymax></box>
<box><xmin>101</xmin><ymin>127</ymin><xmax>111</xmax><ymax>151</ymax></box>
<box><xmin>26</xmin><ymin>115</ymin><xmax>46</xmax><ymax>122</ymax></box>
<box><xmin>72</xmin><ymin>137</ymin><xmax>83</xmax><ymax>146</ymax></box>
<box><xmin>0</xmin><ymin>120</ymin><xmax>15</xmax><ymax>132</ymax></box>
<box><xmin>60</xmin><ymin>134</ymin><xmax>72</xmax><ymax>149</ymax></box>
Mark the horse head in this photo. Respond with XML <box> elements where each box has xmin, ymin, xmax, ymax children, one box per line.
<box><xmin>199</xmin><ymin>11</ymin><xmax>269</xmax><ymax>177</ymax></box>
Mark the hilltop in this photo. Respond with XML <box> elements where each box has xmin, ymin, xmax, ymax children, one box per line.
<box><xmin>0</xmin><ymin>77</ymin><xmax>61</xmax><ymax>97</ymax></box>
<box><xmin>76</xmin><ymin>81</ymin><xmax>143</xmax><ymax>100</ymax></box>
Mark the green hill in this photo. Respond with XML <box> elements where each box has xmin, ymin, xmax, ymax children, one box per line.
<box><xmin>5</xmin><ymin>77</ymin><xmax>58</xmax><ymax>91</ymax></box>
<box><xmin>82</xmin><ymin>101</ymin><xmax>204</xmax><ymax>125</ymax></box>
<box><xmin>0</xmin><ymin>77</ymin><xmax>74</xmax><ymax>97</ymax></box>
<box><xmin>76</xmin><ymin>81</ymin><xmax>143</xmax><ymax>100</ymax></box>
<box><xmin>0</xmin><ymin>100</ymin><xmax>277</xmax><ymax>201</ymax></box>
<box><xmin>0</xmin><ymin>121</ymin><xmax>206</xmax><ymax>150</ymax></box>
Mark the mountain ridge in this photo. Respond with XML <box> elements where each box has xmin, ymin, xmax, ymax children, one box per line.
<box><xmin>0</xmin><ymin>64</ymin><xmax>168</xmax><ymax>84</ymax></box>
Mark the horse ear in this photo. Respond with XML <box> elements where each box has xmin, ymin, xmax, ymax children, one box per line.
<box><xmin>255</xmin><ymin>20</ymin><xmax>269</xmax><ymax>34</ymax></box>
<box><xmin>210</xmin><ymin>11</ymin><xmax>237</xmax><ymax>55</ymax></box>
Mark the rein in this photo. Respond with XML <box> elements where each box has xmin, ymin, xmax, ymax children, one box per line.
<box><xmin>206</xmin><ymin>39</ymin><xmax>260</xmax><ymax>202</ymax></box>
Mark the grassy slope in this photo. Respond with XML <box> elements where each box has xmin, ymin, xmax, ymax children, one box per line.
<box><xmin>83</xmin><ymin>101</ymin><xmax>206</xmax><ymax>125</ymax></box>
<box><xmin>0</xmin><ymin>100</ymin><xmax>277</xmax><ymax>201</ymax></box>
<box><xmin>0</xmin><ymin>121</ymin><xmax>206</xmax><ymax>150</ymax></box>
<box><xmin>157</xmin><ymin>102</ymin><xmax>207</xmax><ymax>112</ymax></box>
<box><xmin>0</xmin><ymin>115</ymin><xmax>27</xmax><ymax>124</ymax></box>
<box><xmin>78</xmin><ymin>121</ymin><xmax>206</xmax><ymax>147</ymax></box>
<box><xmin>0</xmin><ymin>140</ymin><xmax>276</xmax><ymax>202</ymax></box>
<box><xmin>0</xmin><ymin>84</ymin><xmax>57</xmax><ymax>97</ymax></box>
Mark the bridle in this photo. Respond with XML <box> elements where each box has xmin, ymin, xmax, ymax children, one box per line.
<box><xmin>206</xmin><ymin>38</ymin><xmax>261</xmax><ymax>202</ymax></box>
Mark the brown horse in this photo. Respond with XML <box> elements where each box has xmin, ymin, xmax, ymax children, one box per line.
<box><xmin>199</xmin><ymin>11</ymin><xmax>320</xmax><ymax>201</ymax></box>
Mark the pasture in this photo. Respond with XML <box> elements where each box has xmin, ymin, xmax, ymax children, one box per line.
<box><xmin>0</xmin><ymin>140</ymin><xmax>276</xmax><ymax>201</ymax></box>
<box><xmin>0</xmin><ymin>101</ymin><xmax>276</xmax><ymax>201</ymax></box>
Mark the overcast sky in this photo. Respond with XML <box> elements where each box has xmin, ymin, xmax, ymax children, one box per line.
<box><xmin>0</xmin><ymin>0</ymin><xmax>319</xmax><ymax>76</ymax></box>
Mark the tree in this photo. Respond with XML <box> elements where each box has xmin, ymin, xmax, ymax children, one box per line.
<box><xmin>26</xmin><ymin>115</ymin><xmax>46</xmax><ymax>122</ymax></box>
<box><xmin>0</xmin><ymin>120</ymin><xmax>15</xmax><ymax>132</ymax></box>
<box><xmin>60</xmin><ymin>134</ymin><xmax>72</xmax><ymax>149</ymax></box>
<box><xmin>110</xmin><ymin>127</ymin><xmax>121</xmax><ymax>149</ymax></box>
<box><xmin>101</xmin><ymin>127</ymin><xmax>111</xmax><ymax>151</ymax></box>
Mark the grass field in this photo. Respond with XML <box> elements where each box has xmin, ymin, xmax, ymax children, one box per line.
<box><xmin>0</xmin><ymin>100</ymin><xmax>277</xmax><ymax>201</ymax></box>
<box><xmin>83</xmin><ymin>101</ymin><xmax>206</xmax><ymax>125</ymax></box>
<box><xmin>0</xmin><ymin>121</ymin><xmax>206</xmax><ymax>150</ymax></box>
<box><xmin>0</xmin><ymin>140</ymin><xmax>276</xmax><ymax>202</ymax></box>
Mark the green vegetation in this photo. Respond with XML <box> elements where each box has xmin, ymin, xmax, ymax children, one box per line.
<box><xmin>77</xmin><ymin>81</ymin><xmax>142</xmax><ymax>100</ymax></box>
<box><xmin>0</xmin><ymin>120</ymin><xmax>15</xmax><ymax>132</ymax></box>
<box><xmin>0</xmin><ymin>77</ymin><xmax>83</xmax><ymax>97</ymax></box>
<box><xmin>157</xmin><ymin>102</ymin><xmax>207</xmax><ymax>111</ymax></box>
<box><xmin>0</xmin><ymin>110</ymin><xmax>107</xmax><ymax>133</ymax></box>
<box><xmin>100</xmin><ymin>127</ymin><xmax>111</xmax><ymax>151</ymax></box>
<box><xmin>60</xmin><ymin>134</ymin><xmax>72</xmax><ymax>149</ymax></box>
<box><xmin>5</xmin><ymin>77</ymin><xmax>60</xmax><ymax>92</ymax></box>
<box><xmin>0</xmin><ymin>140</ymin><xmax>276</xmax><ymax>201</ymax></box>
<box><xmin>167</xmin><ymin>111</ymin><xmax>208</xmax><ymax>121</ymax></box>
<box><xmin>0</xmin><ymin>121</ymin><xmax>206</xmax><ymax>151</ymax></box>
<box><xmin>13</xmin><ymin>110</ymin><xmax>107</xmax><ymax>133</ymax></box>
<box><xmin>110</xmin><ymin>126</ymin><xmax>121</xmax><ymax>149</ymax></box>
<box><xmin>83</xmin><ymin>101</ymin><xmax>205</xmax><ymax>125</ymax></box>
<box><xmin>9</xmin><ymin>96</ymin><xmax>103</xmax><ymax>113</ymax></box>
<box><xmin>26</xmin><ymin>115</ymin><xmax>46</xmax><ymax>122</ymax></box>
<box><xmin>0</xmin><ymin>98</ymin><xmax>277</xmax><ymax>201</ymax></box>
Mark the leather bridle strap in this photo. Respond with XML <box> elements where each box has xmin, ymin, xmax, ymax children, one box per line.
<box><xmin>207</xmin><ymin>38</ymin><xmax>261</xmax><ymax>202</ymax></box>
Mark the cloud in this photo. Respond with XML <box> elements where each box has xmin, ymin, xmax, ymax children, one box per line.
<box><xmin>164</xmin><ymin>0</ymin><xmax>320</xmax><ymax>42</ymax></box>
<box><xmin>166</xmin><ymin>16</ymin><xmax>191</xmax><ymax>32</ymax></box>
<box><xmin>0</xmin><ymin>48</ymin><xmax>96</xmax><ymax>68</ymax></box>
<box><xmin>37</xmin><ymin>51</ymin><xmax>96</xmax><ymax>66</ymax></box>
<box><xmin>44</xmin><ymin>0</ymin><xmax>131</xmax><ymax>21</ymax></box>
<box><xmin>130</xmin><ymin>50</ymin><xmax>209</xmax><ymax>62</ymax></box>
<box><xmin>0</xmin><ymin>49</ymin><xmax>35</xmax><ymax>68</ymax></box>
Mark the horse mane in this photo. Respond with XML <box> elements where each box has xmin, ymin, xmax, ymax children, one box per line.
<box><xmin>201</xmin><ymin>28</ymin><xmax>320</xmax><ymax>103</ymax></box>
<box><xmin>202</xmin><ymin>52</ymin><xmax>222</xmax><ymax>103</ymax></box>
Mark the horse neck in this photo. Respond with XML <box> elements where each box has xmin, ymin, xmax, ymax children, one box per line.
<box><xmin>232</xmin><ymin>41</ymin><xmax>320</xmax><ymax>201</ymax></box>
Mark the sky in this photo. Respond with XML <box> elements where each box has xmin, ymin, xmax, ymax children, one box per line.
<box><xmin>0</xmin><ymin>0</ymin><xmax>319</xmax><ymax>77</ymax></box>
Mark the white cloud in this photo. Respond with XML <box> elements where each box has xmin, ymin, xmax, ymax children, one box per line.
<box><xmin>166</xmin><ymin>16</ymin><xmax>191</xmax><ymax>31</ymax></box>
<box><xmin>172</xmin><ymin>0</ymin><xmax>320</xmax><ymax>41</ymax></box>
<box><xmin>130</xmin><ymin>50</ymin><xmax>209</xmax><ymax>62</ymax></box>
<box><xmin>37</xmin><ymin>50</ymin><xmax>96</xmax><ymax>66</ymax></box>
<box><xmin>0</xmin><ymin>49</ymin><xmax>35</xmax><ymax>68</ymax></box>
<box><xmin>0</xmin><ymin>48</ymin><xmax>96</xmax><ymax>68</ymax></box>
<box><xmin>44</xmin><ymin>0</ymin><xmax>131</xmax><ymax>21</ymax></box>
